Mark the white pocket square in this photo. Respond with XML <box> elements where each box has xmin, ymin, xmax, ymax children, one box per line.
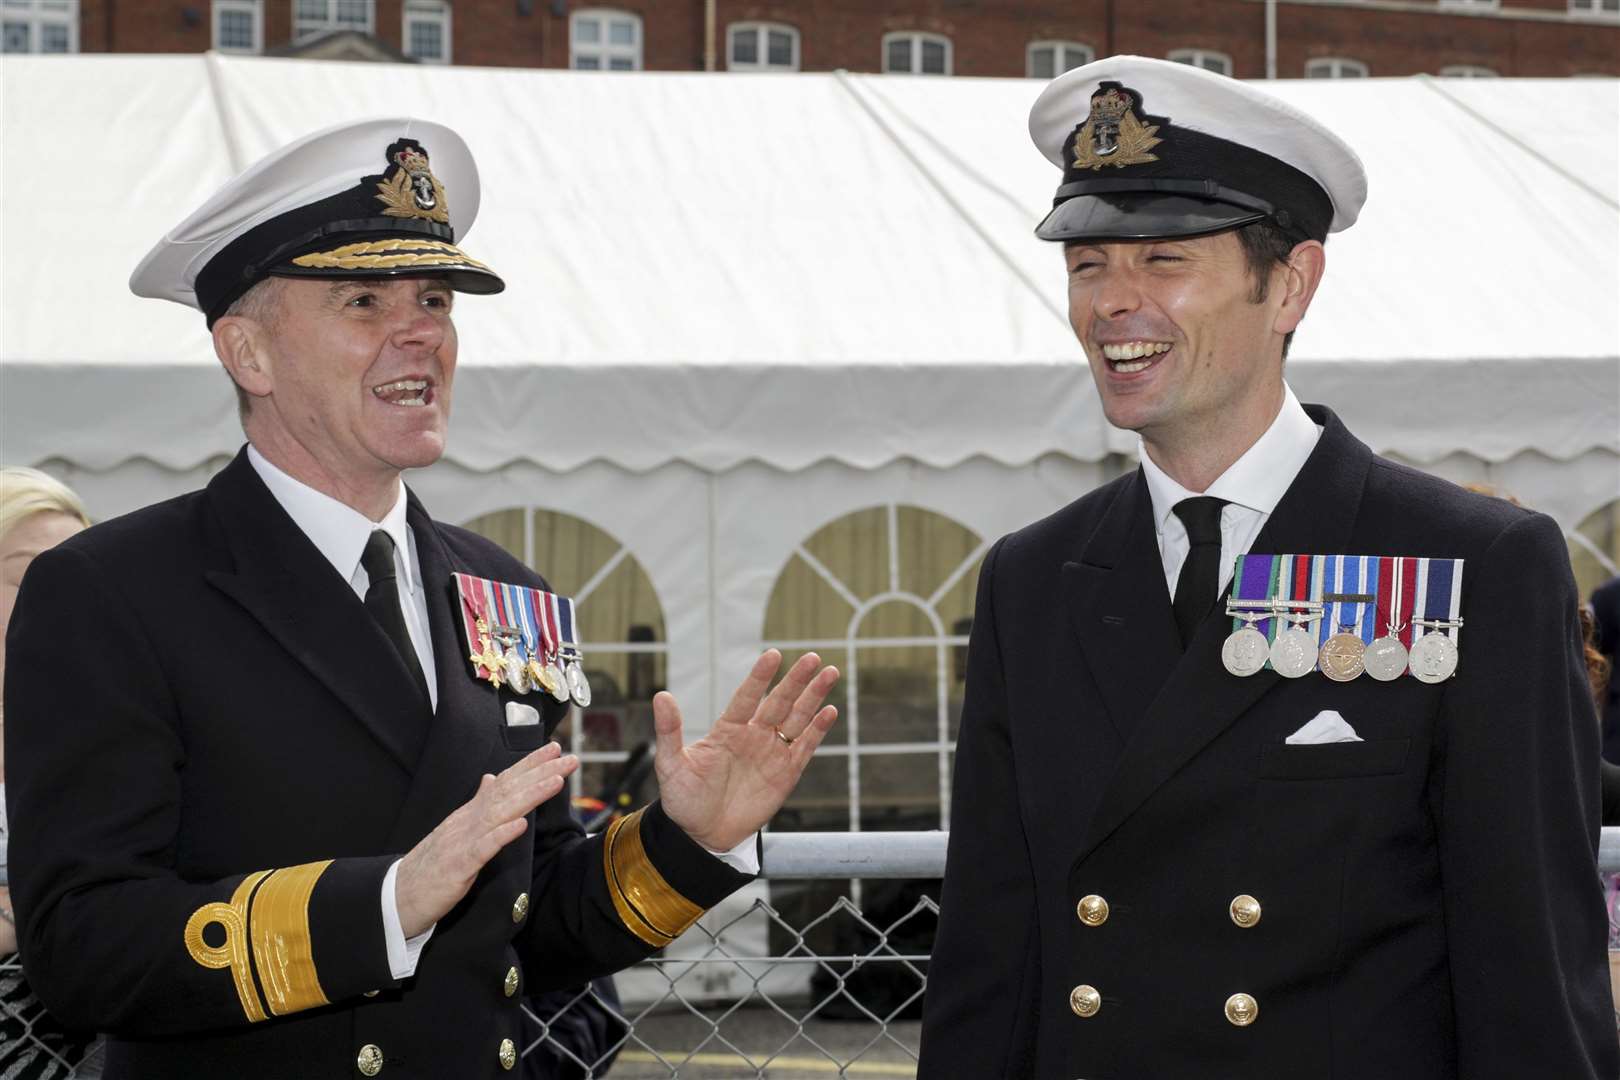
<box><xmin>1285</xmin><ymin>710</ymin><xmax>1362</xmax><ymax>745</ymax></box>
<box><xmin>505</xmin><ymin>701</ymin><xmax>541</xmax><ymax>727</ymax></box>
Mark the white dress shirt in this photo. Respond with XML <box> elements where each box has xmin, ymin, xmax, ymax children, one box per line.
<box><xmin>247</xmin><ymin>447</ymin><xmax>759</xmax><ymax>981</ymax></box>
<box><xmin>1139</xmin><ymin>384</ymin><xmax>1323</xmax><ymax>602</ymax></box>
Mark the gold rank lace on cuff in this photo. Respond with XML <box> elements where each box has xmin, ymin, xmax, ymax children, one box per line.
<box><xmin>183</xmin><ymin>860</ymin><xmax>334</xmax><ymax>1022</ymax></box>
<box><xmin>603</xmin><ymin>809</ymin><xmax>707</xmax><ymax>949</ymax></box>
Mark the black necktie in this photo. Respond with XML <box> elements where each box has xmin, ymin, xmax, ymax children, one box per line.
<box><xmin>1172</xmin><ymin>496</ymin><xmax>1229</xmax><ymax>649</ymax></box>
<box><xmin>361</xmin><ymin>530</ymin><xmax>431</xmax><ymax>705</ymax></box>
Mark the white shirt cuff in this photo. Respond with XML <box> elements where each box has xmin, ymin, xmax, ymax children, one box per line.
<box><xmin>381</xmin><ymin>858</ymin><xmax>435</xmax><ymax>980</ymax></box>
<box><xmin>704</xmin><ymin>832</ymin><xmax>760</xmax><ymax>876</ymax></box>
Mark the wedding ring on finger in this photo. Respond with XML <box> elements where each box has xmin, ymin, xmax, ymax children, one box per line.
<box><xmin>774</xmin><ymin>726</ymin><xmax>795</xmax><ymax>747</ymax></box>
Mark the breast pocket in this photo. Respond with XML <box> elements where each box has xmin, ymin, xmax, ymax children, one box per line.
<box><xmin>498</xmin><ymin>698</ymin><xmax>551</xmax><ymax>754</ymax></box>
<box><xmin>1259</xmin><ymin>737</ymin><xmax>1411</xmax><ymax>780</ymax></box>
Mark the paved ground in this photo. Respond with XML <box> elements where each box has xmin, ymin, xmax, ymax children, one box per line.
<box><xmin>537</xmin><ymin>1002</ymin><xmax>923</xmax><ymax>1079</ymax></box>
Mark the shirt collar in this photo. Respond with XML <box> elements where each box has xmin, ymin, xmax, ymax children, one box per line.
<box><xmin>246</xmin><ymin>445</ymin><xmax>416</xmax><ymax>592</ymax></box>
<box><xmin>1140</xmin><ymin>383</ymin><xmax>1322</xmax><ymax>536</ymax></box>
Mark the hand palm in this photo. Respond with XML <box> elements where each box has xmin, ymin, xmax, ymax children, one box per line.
<box><xmin>653</xmin><ymin>651</ymin><xmax>839</xmax><ymax>852</ymax></box>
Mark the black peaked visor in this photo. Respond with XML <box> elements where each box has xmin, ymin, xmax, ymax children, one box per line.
<box><xmin>1036</xmin><ymin>180</ymin><xmax>1275</xmax><ymax>242</ymax></box>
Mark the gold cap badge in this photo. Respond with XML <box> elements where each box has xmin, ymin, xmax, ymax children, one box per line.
<box><xmin>1071</xmin><ymin>83</ymin><xmax>1163</xmax><ymax>172</ymax></box>
<box><xmin>375</xmin><ymin>138</ymin><xmax>450</xmax><ymax>224</ymax></box>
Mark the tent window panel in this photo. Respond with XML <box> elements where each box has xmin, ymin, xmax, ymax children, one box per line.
<box><xmin>859</xmin><ymin>751</ymin><xmax>946</xmax><ymax>830</ymax></box>
<box><xmin>569</xmin><ymin>552</ymin><xmax>667</xmax><ymax>653</ymax></box>
<box><xmin>763</xmin><ymin>554</ymin><xmax>857</xmax><ymax>644</ymax></box>
<box><xmin>802</xmin><ymin>506</ymin><xmax>890</xmax><ymax>603</ymax></box>
<box><xmin>772</xmin><ymin>753</ymin><xmax>851</xmax><ymax>831</ymax></box>
<box><xmin>527</xmin><ymin>509</ymin><xmax>617</xmax><ymax>599</ymax></box>
<box><xmin>856</xmin><ymin>648</ymin><xmax>940</xmax><ymax>745</ymax></box>
<box><xmin>1571</xmin><ymin>498</ymin><xmax>1620</xmax><ymax>600</ymax></box>
<box><xmin>895</xmin><ymin>505</ymin><xmax>981</xmax><ymax>601</ymax></box>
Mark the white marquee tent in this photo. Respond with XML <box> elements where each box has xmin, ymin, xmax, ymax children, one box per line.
<box><xmin>3</xmin><ymin>54</ymin><xmax>1617</xmax><ymax>733</ymax></box>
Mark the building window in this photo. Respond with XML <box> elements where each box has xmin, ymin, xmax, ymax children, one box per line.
<box><xmin>1438</xmin><ymin>64</ymin><xmax>1497</xmax><ymax>76</ymax></box>
<box><xmin>1569</xmin><ymin>0</ymin><xmax>1619</xmax><ymax>15</ymax></box>
<box><xmin>1438</xmin><ymin>0</ymin><xmax>1500</xmax><ymax>7</ymax></box>
<box><xmin>763</xmin><ymin>504</ymin><xmax>987</xmax><ymax>835</ymax></box>
<box><xmin>571</xmin><ymin>7</ymin><xmax>642</xmax><ymax>71</ymax></box>
<box><xmin>402</xmin><ymin>0</ymin><xmax>449</xmax><ymax>63</ymax></box>
<box><xmin>461</xmin><ymin>508</ymin><xmax>669</xmax><ymax>808</ymax></box>
<box><xmin>1027</xmin><ymin>39</ymin><xmax>1093</xmax><ymax>78</ymax></box>
<box><xmin>293</xmin><ymin>0</ymin><xmax>373</xmax><ymax>40</ymax></box>
<box><xmin>1</xmin><ymin>0</ymin><xmax>77</xmax><ymax>53</ymax></box>
<box><xmin>882</xmin><ymin>31</ymin><xmax>951</xmax><ymax>75</ymax></box>
<box><xmin>1305</xmin><ymin>57</ymin><xmax>1369</xmax><ymax>78</ymax></box>
<box><xmin>212</xmin><ymin>0</ymin><xmax>261</xmax><ymax>53</ymax></box>
<box><xmin>727</xmin><ymin>21</ymin><xmax>798</xmax><ymax>71</ymax></box>
<box><xmin>1168</xmin><ymin>48</ymin><xmax>1232</xmax><ymax>76</ymax></box>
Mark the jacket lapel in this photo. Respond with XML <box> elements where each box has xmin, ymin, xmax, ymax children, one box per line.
<box><xmin>1061</xmin><ymin>473</ymin><xmax>1182</xmax><ymax>743</ymax></box>
<box><xmin>202</xmin><ymin>450</ymin><xmax>431</xmax><ymax>774</ymax></box>
<box><xmin>384</xmin><ymin>492</ymin><xmax>503</xmax><ymax>850</ymax></box>
<box><xmin>1071</xmin><ymin>406</ymin><xmax>1374</xmax><ymax>864</ymax></box>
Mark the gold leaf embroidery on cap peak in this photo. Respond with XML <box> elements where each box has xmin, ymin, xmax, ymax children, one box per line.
<box><xmin>1071</xmin><ymin>104</ymin><xmax>1163</xmax><ymax>172</ymax></box>
<box><xmin>291</xmin><ymin>239</ymin><xmax>491</xmax><ymax>273</ymax></box>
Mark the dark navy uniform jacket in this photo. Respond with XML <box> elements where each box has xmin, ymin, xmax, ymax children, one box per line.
<box><xmin>4</xmin><ymin>449</ymin><xmax>748</xmax><ymax>1078</ymax></box>
<box><xmin>919</xmin><ymin>406</ymin><xmax>1617</xmax><ymax>1079</ymax></box>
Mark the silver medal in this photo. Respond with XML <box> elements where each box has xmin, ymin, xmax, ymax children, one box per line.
<box><xmin>1319</xmin><ymin>632</ymin><xmax>1366</xmax><ymax>683</ymax></box>
<box><xmin>545</xmin><ymin>659</ymin><xmax>570</xmax><ymax>703</ymax></box>
<box><xmin>1222</xmin><ymin>625</ymin><xmax>1270</xmax><ymax>677</ymax></box>
<box><xmin>503</xmin><ymin>645</ymin><xmax>530</xmax><ymax>695</ymax></box>
<box><xmin>566</xmin><ymin>660</ymin><xmax>592</xmax><ymax>708</ymax></box>
<box><xmin>1363</xmin><ymin>636</ymin><xmax>1408</xmax><ymax>682</ymax></box>
<box><xmin>1269</xmin><ymin>625</ymin><xmax>1319</xmax><ymax>679</ymax></box>
<box><xmin>1409</xmin><ymin>632</ymin><xmax>1458</xmax><ymax>684</ymax></box>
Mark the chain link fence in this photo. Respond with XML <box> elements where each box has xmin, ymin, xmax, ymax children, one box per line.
<box><xmin>7</xmin><ymin>830</ymin><xmax>1620</xmax><ymax>1078</ymax></box>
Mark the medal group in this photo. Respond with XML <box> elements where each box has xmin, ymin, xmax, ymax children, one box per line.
<box><xmin>1221</xmin><ymin>554</ymin><xmax>1463</xmax><ymax>684</ymax></box>
<box><xmin>453</xmin><ymin>572</ymin><xmax>593</xmax><ymax>707</ymax></box>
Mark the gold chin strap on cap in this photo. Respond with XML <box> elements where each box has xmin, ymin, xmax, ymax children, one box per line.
<box><xmin>184</xmin><ymin>860</ymin><xmax>334</xmax><ymax>1022</ymax></box>
<box><xmin>602</xmin><ymin>809</ymin><xmax>706</xmax><ymax>948</ymax></box>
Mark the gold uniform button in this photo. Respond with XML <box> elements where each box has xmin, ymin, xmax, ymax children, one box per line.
<box><xmin>503</xmin><ymin>966</ymin><xmax>520</xmax><ymax>998</ymax></box>
<box><xmin>499</xmin><ymin>1037</ymin><xmax>517</xmax><ymax>1070</ymax></box>
<box><xmin>362</xmin><ymin>989</ymin><xmax>379</xmax><ymax>998</ymax></box>
<box><xmin>1069</xmin><ymin>984</ymin><xmax>1101</xmax><ymax>1018</ymax></box>
<box><xmin>1225</xmin><ymin>992</ymin><xmax>1259</xmax><ymax>1027</ymax></box>
<box><xmin>1076</xmin><ymin>894</ymin><xmax>1110</xmax><ymax>927</ymax></box>
<box><xmin>357</xmin><ymin>1043</ymin><xmax>384</xmax><ymax>1076</ymax></box>
<box><xmin>512</xmin><ymin>892</ymin><xmax>530</xmax><ymax>923</ymax></box>
<box><xmin>1229</xmin><ymin>894</ymin><xmax>1262</xmax><ymax>928</ymax></box>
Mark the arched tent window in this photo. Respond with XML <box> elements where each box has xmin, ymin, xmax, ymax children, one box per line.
<box><xmin>1570</xmin><ymin>498</ymin><xmax>1620</xmax><ymax>600</ymax></box>
<box><xmin>461</xmin><ymin>508</ymin><xmax>667</xmax><ymax>807</ymax></box>
<box><xmin>763</xmin><ymin>504</ymin><xmax>987</xmax><ymax>835</ymax></box>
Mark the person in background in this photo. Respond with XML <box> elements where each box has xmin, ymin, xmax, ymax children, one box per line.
<box><xmin>0</xmin><ymin>466</ymin><xmax>98</xmax><ymax>1078</ymax></box>
<box><xmin>1593</xmin><ymin>575</ymin><xmax>1620</xmax><ymax>762</ymax></box>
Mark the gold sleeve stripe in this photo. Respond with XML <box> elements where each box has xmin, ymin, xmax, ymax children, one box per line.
<box><xmin>249</xmin><ymin>860</ymin><xmax>333</xmax><ymax>1016</ymax></box>
<box><xmin>602</xmin><ymin>809</ymin><xmax>706</xmax><ymax>948</ymax></box>
<box><xmin>184</xmin><ymin>870</ymin><xmax>273</xmax><ymax>1023</ymax></box>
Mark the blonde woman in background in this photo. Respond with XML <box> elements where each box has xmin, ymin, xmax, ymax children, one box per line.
<box><xmin>0</xmin><ymin>467</ymin><xmax>96</xmax><ymax>1077</ymax></box>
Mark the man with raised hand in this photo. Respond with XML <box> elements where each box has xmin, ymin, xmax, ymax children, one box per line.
<box><xmin>4</xmin><ymin>118</ymin><xmax>838</xmax><ymax>1078</ymax></box>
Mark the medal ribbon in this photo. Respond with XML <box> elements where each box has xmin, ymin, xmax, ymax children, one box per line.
<box><xmin>1417</xmin><ymin>558</ymin><xmax>1458</xmax><ymax>642</ymax></box>
<box><xmin>558</xmin><ymin>596</ymin><xmax>580</xmax><ymax>652</ymax></box>
<box><xmin>1397</xmin><ymin>557</ymin><xmax>1419</xmax><ymax>648</ymax></box>
<box><xmin>1374</xmin><ymin>556</ymin><xmax>1398</xmax><ymax>640</ymax></box>
<box><xmin>1231</xmin><ymin>554</ymin><xmax>1277</xmax><ymax>639</ymax></box>
<box><xmin>452</xmin><ymin>572</ymin><xmax>493</xmax><ymax>678</ymax></box>
<box><xmin>504</xmin><ymin>582</ymin><xmax>539</xmax><ymax>662</ymax></box>
<box><xmin>1357</xmin><ymin>556</ymin><xmax>1380</xmax><ymax>645</ymax></box>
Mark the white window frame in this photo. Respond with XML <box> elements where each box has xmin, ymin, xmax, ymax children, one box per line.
<box><xmin>1167</xmin><ymin>48</ymin><xmax>1232</xmax><ymax>76</ymax></box>
<box><xmin>1</xmin><ymin>0</ymin><xmax>79</xmax><ymax>53</ymax></box>
<box><xmin>1026</xmin><ymin>39</ymin><xmax>1094</xmax><ymax>79</ymax></box>
<box><xmin>1568</xmin><ymin>0</ymin><xmax>1619</xmax><ymax>17</ymax></box>
<box><xmin>1438</xmin><ymin>0</ymin><xmax>1500</xmax><ymax>8</ymax></box>
<box><xmin>571</xmin><ymin>7</ymin><xmax>642</xmax><ymax>71</ymax></box>
<box><xmin>1304</xmin><ymin>56</ymin><xmax>1369</xmax><ymax>78</ymax></box>
<box><xmin>882</xmin><ymin>30</ymin><xmax>952</xmax><ymax>75</ymax></box>
<box><xmin>1438</xmin><ymin>64</ymin><xmax>1498</xmax><ymax>77</ymax></box>
<box><xmin>212</xmin><ymin>0</ymin><xmax>262</xmax><ymax>54</ymax></box>
<box><xmin>292</xmin><ymin>0</ymin><xmax>374</xmax><ymax>41</ymax></box>
<box><xmin>726</xmin><ymin>20</ymin><xmax>799</xmax><ymax>72</ymax></box>
<box><xmin>402</xmin><ymin>0</ymin><xmax>450</xmax><ymax>64</ymax></box>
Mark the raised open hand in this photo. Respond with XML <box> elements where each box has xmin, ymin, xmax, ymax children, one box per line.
<box><xmin>654</xmin><ymin>650</ymin><xmax>840</xmax><ymax>852</ymax></box>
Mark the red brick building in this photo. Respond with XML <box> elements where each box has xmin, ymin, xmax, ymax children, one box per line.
<box><xmin>6</xmin><ymin>0</ymin><xmax>1617</xmax><ymax>77</ymax></box>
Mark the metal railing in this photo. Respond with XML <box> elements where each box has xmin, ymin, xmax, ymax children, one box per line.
<box><xmin>6</xmin><ymin>829</ymin><xmax>1620</xmax><ymax>1078</ymax></box>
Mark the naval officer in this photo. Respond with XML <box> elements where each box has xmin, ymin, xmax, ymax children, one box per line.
<box><xmin>917</xmin><ymin>56</ymin><xmax>1617</xmax><ymax>1078</ymax></box>
<box><xmin>3</xmin><ymin>119</ymin><xmax>839</xmax><ymax>1077</ymax></box>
